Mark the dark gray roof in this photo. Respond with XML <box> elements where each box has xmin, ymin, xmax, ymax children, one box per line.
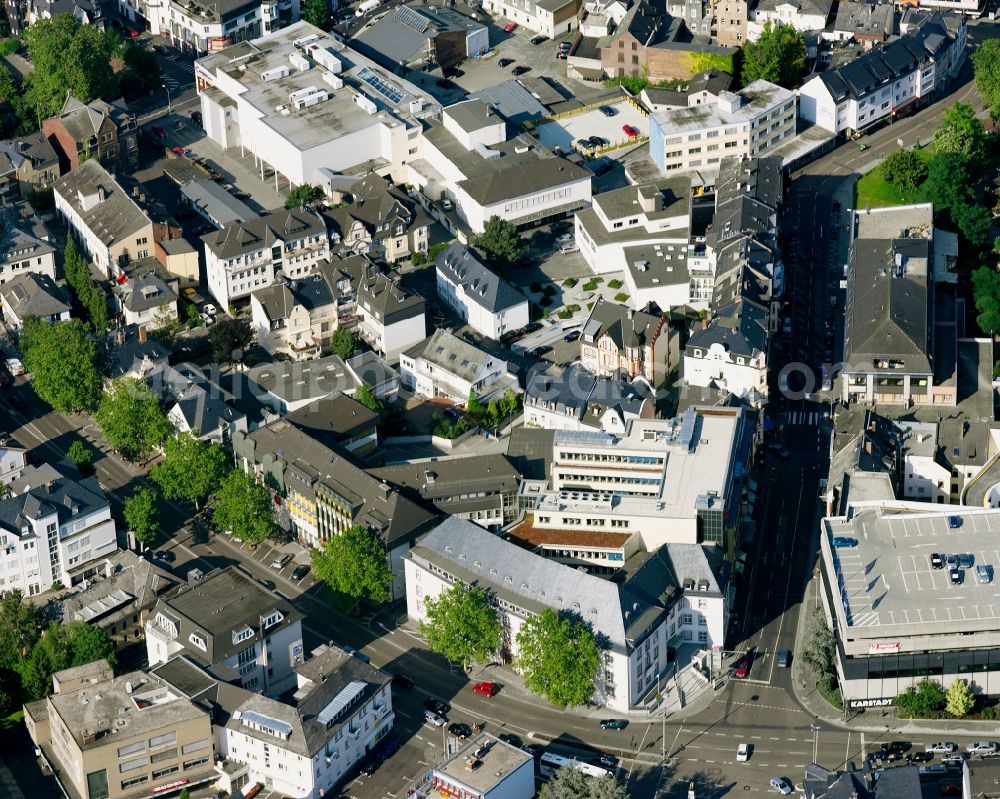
<box><xmin>60</xmin><ymin>549</ymin><xmax>178</xmax><ymax>625</ymax></box>
<box><xmin>202</xmin><ymin>207</ymin><xmax>326</xmax><ymax>260</ymax></box>
<box><xmin>354</xmin><ymin>4</ymin><xmax>485</xmax><ymax>67</ymax></box>
<box><xmin>368</xmin><ymin>454</ymin><xmax>521</xmax><ymax>506</ymax></box>
<box><xmin>145</xmin><ymin>362</ymin><xmax>245</xmax><ymax>437</ymax></box>
<box><xmin>284</xmin><ymin>393</ymin><xmax>379</xmax><ymax>449</ymax></box>
<box><xmin>505</xmin><ymin>427</ymin><xmax>554</xmax><ymax>480</ymax></box>
<box><xmin>457</xmin><ymin>157</ymin><xmax>591</xmax><ymax>206</ymax></box>
<box><xmin>102</xmin><ymin>324</ymin><xmax>171</xmax><ymax>379</ymax></box>
<box><xmin>357</xmin><ymin>266</ymin><xmax>425</xmax><ymax>325</ymax></box>
<box><xmin>181</xmin><ymin>179</ymin><xmax>259</xmax><ymax>226</ymax></box>
<box><xmin>687</xmin><ymin>69</ymin><xmax>735</xmax><ymax>96</ymax></box>
<box><xmin>435</xmin><ymin>242</ymin><xmax>527</xmax><ymax>314</ymax></box>
<box><xmin>323</xmin><ymin>174</ymin><xmax>426</xmax><ymax>245</ymax></box>
<box><xmin>0</xmin><ymin>130</ymin><xmax>59</xmax><ymax>171</ymax></box>
<box><xmin>844</xmin><ymin>234</ymin><xmax>931</xmax><ymax>373</ymax></box>
<box><xmin>833</xmin><ymin>0</ymin><xmax>893</xmax><ymax>37</ymax></box>
<box><xmin>252</xmin><ymin>270</ymin><xmax>335</xmax><ymax>322</ymax></box>
<box><xmin>582</xmin><ymin>299</ymin><xmax>663</xmax><ymax>351</ymax></box>
<box><xmin>120</xmin><ymin>271</ymin><xmax>177</xmax><ymax>313</ymax></box>
<box><xmin>53</xmin><ymin>159</ymin><xmax>151</xmax><ymax>246</ymax></box>
<box><xmin>525</xmin><ymin>362</ymin><xmax>652</xmax><ymax>426</ymax></box>
<box><xmin>239</xmin><ymin>421</ymin><xmax>438</xmax><ymax>548</ymax></box>
<box><xmin>470</xmin><ymin>81</ymin><xmax>548</xmax><ymax>125</ymax></box>
<box><xmin>1</xmin><ymin>463</ymin><xmax>109</xmax><ymax>537</ymax></box>
<box><xmin>404</xmin><ymin>328</ymin><xmax>498</xmax><ymax>384</ymax></box>
<box><xmin>49</xmin><ymin>94</ymin><xmax>132</xmax><ymax>144</ymax></box>
<box><xmin>0</xmin><ymin>271</ymin><xmax>70</xmax><ymax>319</ymax></box>
<box><xmin>151</xmin><ymin>566</ymin><xmax>302</xmax><ymax>666</ymax></box>
<box><xmin>715</xmin><ymin>156</ymin><xmax>782</xmax><ymax>210</ymax></box>
<box><xmin>686</xmin><ymin>298</ymin><xmax>767</xmax><ymax>359</ymax></box>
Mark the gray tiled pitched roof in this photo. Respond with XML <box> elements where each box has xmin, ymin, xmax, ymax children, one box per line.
<box><xmin>53</xmin><ymin>159</ymin><xmax>151</xmax><ymax>245</ymax></box>
<box><xmin>0</xmin><ymin>272</ymin><xmax>70</xmax><ymax>318</ymax></box>
<box><xmin>583</xmin><ymin>298</ymin><xmax>662</xmax><ymax>351</ymax></box>
<box><xmin>686</xmin><ymin>298</ymin><xmax>767</xmax><ymax>359</ymax></box>
<box><xmin>252</xmin><ymin>270</ymin><xmax>335</xmax><ymax>322</ymax></box>
<box><xmin>404</xmin><ymin>328</ymin><xmax>496</xmax><ymax>384</ymax></box>
<box><xmin>202</xmin><ymin>207</ymin><xmax>326</xmax><ymax>260</ymax></box>
<box><xmin>120</xmin><ymin>271</ymin><xmax>177</xmax><ymax>313</ymax></box>
<box><xmin>357</xmin><ymin>266</ymin><xmax>424</xmax><ymax>324</ymax></box>
<box><xmin>435</xmin><ymin>242</ymin><xmax>527</xmax><ymax>314</ymax></box>
<box><xmin>457</xmin><ymin>157</ymin><xmax>590</xmax><ymax>206</ymax></box>
<box><xmin>1</xmin><ymin>463</ymin><xmax>109</xmax><ymax>536</ymax></box>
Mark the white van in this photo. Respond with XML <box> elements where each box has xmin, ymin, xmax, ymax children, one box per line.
<box><xmin>356</xmin><ymin>0</ymin><xmax>379</xmax><ymax>15</ymax></box>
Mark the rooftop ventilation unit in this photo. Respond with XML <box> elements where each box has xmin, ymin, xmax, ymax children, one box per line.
<box><xmin>260</xmin><ymin>65</ymin><xmax>291</xmax><ymax>82</ymax></box>
<box><xmin>289</xmin><ymin>52</ymin><xmax>311</xmax><ymax>72</ymax></box>
<box><xmin>353</xmin><ymin>93</ymin><xmax>378</xmax><ymax>115</ymax></box>
<box><xmin>474</xmin><ymin>143</ymin><xmax>501</xmax><ymax>161</ymax></box>
<box><xmin>323</xmin><ymin>72</ymin><xmax>344</xmax><ymax>90</ymax></box>
<box><xmin>292</xmin><ymin>33</ymin><xmax>321</xmax><ymax>48</ymax></box>
<box><xmin>308</xmin><ymin>45</ymin><xmax>342</xmax><ymax>74</ymax></box>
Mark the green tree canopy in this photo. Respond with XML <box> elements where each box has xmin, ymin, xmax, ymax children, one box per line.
<box><xmin>739</xmin><ymin>21</ymin><xmax>806</xmax><ymax>88</ymax></box>
<box><xmin>208</xmin><ymin>317</ymin><xmax>254</xmax><ymax>363</ymax></box>
<box><xmin>354</xmin><ymin>384</ymin><xmax>383</xmax><ymax>413</ymax></box>
<box><xmin>540</xmin><ymin>768</ymin><xmax>627</xmax><ymax>799</ymax></box>
<box><xmin>18</xmin><ymin>621</ymin><xmax>116</xmax><ymax>700</ymax></box>
<box><xmin>475</xmin><ymin>217</ymin><xmax>522</xmax><ymax>267</ymax></box>
<box><xmin>150</xmin><ymin>433</ymin><xmax>228</xmax><ymax>508</ymax></box>
<box><xmin>63</xmin><ymin>238</ymin><xmax>108</xmax><ymax>334</ymax></box>
<box><xmin>331</xmin><ymin>327</ymin><xmax>356</xmax><ymax>360</ymax></box>
<box><xmin>302</xmin><ymin>0</ymin><xmax>331</xmax><ymax>30</ymax></box>
<box><xmin>895</xmin><ymin>678</ymin><xmax>946</xmax><ymax>718</ymax></box>
<box><xmin>310</xmin><ymin>525</ymin><xmax>393</xmax><ymax>609</ymax></box>
<box><xmin>419</xmin><ymin>582</ymin><xmax>502</xmax><ymax>668</ymax></box>
<box><xmin>973</xmin><ymin>39</ymin><xmax>1000</xmax><ymax>121</ymax></box>
<box><xmin>921</xmin><ymin>152</ymin><xmax>990</xmax><ymax>246</ymax></box>
<box><xmin>799</xmin><ymin>607</ymin><xmax>836</xmax><ymax>681</ymax></box>
<box><xmin>95</xmin><ymin>378</ymin><xmax>172</xmax><ymax>459</ymax></box>
<box><xmin>285</xmin><ymin>184</ymin><xmax>326</xmax><ymax>209</ymax></box>
<box><xmin>946</xmin><ymin>678</ymin><xmax>975</xmax><ymax>718</ymax></box>
<box><xmin>20</xmin><ymin>317</ymin><xmax>102</xmax><ymax>412</ymax></box>
<box><xmin>66</xmin><ymin>440</ymin><xmax>93</xmax><ymax>469</ymax></box>
<box><xmin>210</xmin><ymin>470</ymin><xmax>275</xmax><ymax>545</ymax></box>
<box><xmin>515</xmin><ymin>608</ymin><xmax>603</xmax><ymax>707</ymax></box>
<box><xmin>934</xmin><ymin>101</ymin><xmax>987</xmax><ymax>165</ymax></box>
<box><xmin>23</xmin><ymin>15</ymin><xmax>117</xmax><ymax>119</ymax></box>
<box><xmin>123</xmin><ymin>486</ymin><xmax>158</xmax><ymax>546</ymax></box>
<box><xmin>880</xmin><ymin>150</ymin><xmax>928</xmax><ymax>195</ymax></box>
<box><xmin>0</xmin><ymin>590</ymin><xmax>46</xmax><ymax>674</ymax></box>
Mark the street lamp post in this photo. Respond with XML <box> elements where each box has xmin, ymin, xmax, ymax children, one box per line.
<box><xmin>162</xmin><ymin>83</ymin><xmax>172</xmax><ymax>112</ymax></box>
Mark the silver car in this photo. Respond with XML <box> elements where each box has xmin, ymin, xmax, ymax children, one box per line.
<box><xmin>423</xmin><ymin>710</ymin><xmax>447</xmax><ymax>727</ymax></box>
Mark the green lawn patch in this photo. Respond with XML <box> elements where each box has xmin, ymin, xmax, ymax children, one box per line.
<box><xmin>566</xmin><ymin>304</ymin><xmax>581</xmax><ymax>312</ymax></box>
<box><xmin>608</xmin><ymin>278</ymin><xmax>623</xmax><ymax>289</ymax></box>
<box><xmin>817</xmin><ymin>679</ymin><xmax>844</xmax><ymax>711</ymax></box>
<box><xmin>562</xmin><ymin>277</ymin><xmax>578</xmax><ymax>288</ymax></box>
<box><xmin>557</xmin><ymin>309</ymin><xmax>572</xmax><ymax>319</ymax></box>
<box><xmin>582</xmin><ymin>280</ymin><xmax>598</xmax><ymax>291</ymax></box>
<box><xmin>855</xmin><ymin>146</ymin><xmax>934</xmax><ymax>210</ymax></box>
<box><xmin>614</xmin><ymin>292</ymin><xmax>629</xmax><ymax>303</ymax></box>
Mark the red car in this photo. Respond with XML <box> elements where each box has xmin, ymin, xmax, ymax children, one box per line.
<box><xmin>472</xmin><ymin>682</ymin><xmax>499</xmax><ymax>697</ymax></box>
<box><xmin>503</xmin><ymin>21</ymin><xmax>516</xmax><ymax>31</ymax></box>
<box><xmin>940</xmin><ymin>784</ymin><xmax>961</xmax><ymax>796</ymax></box>
<box><xmin>622</xmin><ymin>124</ymin><xmax>640</xmax><ymax>138</ymax></box>
<box><xmin>734</xmin><ymin>655</ymin><xmax>751</xmax><ymax>678</ymax></box>
<box><xmin>152</xmin><ymin>125</ymin><xmax>167</xmax><ymax>138</ymax></box>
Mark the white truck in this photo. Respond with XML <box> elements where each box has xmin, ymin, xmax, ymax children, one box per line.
<box><xmin>356</xmin><ymin>0</ymin><xmax>379</xmax><ymax>15</ymax></box>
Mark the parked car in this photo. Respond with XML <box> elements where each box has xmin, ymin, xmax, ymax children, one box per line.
<box><xmin>600</xmin><ymin>718</ymin><xmax>628</xmax><ymax>730</ymax></box>
<box><xmin>503</xmin><ymin>21</ymin><xmax>516</xmax><ymax>31</ymax></box>
<box><xmin>423</xmin><ymin>698</ymin><xmax>450</xmax><ymax>715</ymax></box>
<box><xmin>257</xmin><ymin>579</ymin><xmax>275</xmax><ymax>590</ymax></box>
<box><xmin>151</xmin><ymin>124</ymin><xmax>167</xmax><ymax>138</ymax></box>
<box><xmin>498</xmin><ymin>733</ymin><xmax>523</xmax><ymax>748</ymax></box>
<box><xmin>564</xmin><ymin>330</ymin><xmax>581</xmax><ymax>343</ymax></box>
<box><xmin>270</xmin><ymin>553</ymin><xmax>292</xmax><ymax>569</ymax></box>
<box><xmin>940</xmin><ymin>784</ymin><xmax>962</xmax><ymax>796</ymax></box>
<box><xmin>359</xmin><ymin>755</ymin><xmax>381</xmax><ymax>776</ymax></box>
<box><xmin>591</xmin><ymin>158</ymin><xmax>614</xmax><ymax>176</ymax></box>
<box><xmin>590</xmin><ymin>753</ymin><xmax>618</xmax><ymax>769</ymax></box>
<box><xmin>770</xmin><ymin>777</ymin><xmax>793</xmax><ymax>795</ymax></box>
<box><xmin>556</xmin><ymin>51</ymin><xmax>568</xmax><ymax>59</ymax></box>
<box><xmin>947</xmin><ymin>515</ymin><xmax>962</xmax><ymax>528</ymax></box>
<box><xmin>950</xmin><ymin>568</ymin><xmax>963</xmax><ymax>585</ymax></box>
<box><xmin>530</xmin><ymin>34</ymin><xmax>548</xmax><ymax>44</ymax></box>
<box><xmin>978</xmin><ymin>564</ymin><xmax>993</xmax><ymax>584</ymax></box>
<box><xmin>832</xmin><ymin>537</ymin><xmax>858</xmax><ymax>549</ymax></box>
<box><xmin>958</xmin><ymin>553</ymin><xmax>975</xmax><ymax>569</ymax></box>
<box><xmin>424</xmin><ymin>710</ymin><xmax>447</xmax><ymax>727</ymax></box>
<box><xmin>737</xmin><ymin>743</ymin><xmax>751</xmax><ymax>762</ymax></box>
<box><xmin>290</xmin><ymin>564</ymin><xmax>310</xmax><ymax>580</ymax></box>
<box><xmin>588</xmin><ymin>135</ymin><xmax>609</xmax><ymax>147</ymax></box>
<box><xmin>555</xmin><ymin>233</ymin><xmax>574</xmax><ymax>244</ymax></box>
<box><xmin>392</xmin><ymin>673</ymin><xmax>414</xmax><ymax>690</ymax></box>
<box><xmin>449</xmin><ymin>723</ymin><xmax>472</xmax><ymax>739</ymax></box>
<box><xmin>523</xmin><ymin>743</ymin><xmax>546</xmax><ymax>759</ymax></box>
<box><xmin>202</xmin><ymin>302</ymin><xmax>218</xmax><ymax>316</ymax></box>
<box><xmin>776</xmin><ymin>650</ymin><xmax>791</xmax><ymax>668</ymax></box>
<box><xmin>882</xmin><ymin>741</ymin><xmax>911</xmax><ymax>754</ymax></box>
<box><xmin>919</xmin><ymin>764</ymin><xmax>949</xmax><ymax>775</ymax></box>
<box><xmin>967</xmin><ymin>742</ymin><xmax>998</xmax><ymax>755</ymax></box>
<box><xmin>930</xmin><ymin>553</ymin><xmax>944</xmax><ymax>569</ymax></box>
<box><xmin>154</xmin><ymin>550</ymin><xmax>176</xmax><ymax>563</ymax></box>
<box><xmin>734</xmin><ymin>655</ymin><xmax>751</xmax><ymax>678</ymax></box>
<box><xmin>472</xmin><ymin>681</ymin><xmax>499</xmax><ymax>697</ymax></box>
<box><xmin>907</xmin><ymin>752</ymin><xmax>933</xmax><ymax>764</ymax></box>
<box><xmin>927</xmin><ymin>742</ymin><xmax>957</xmax><ymax>753</ymax></box>
<box><xmin>941</xmin><ymin>753</ymin><xmax>967</xmax><ymax>765</ymax></box>
<box><xmin>498</xmin><ymin>58</ymin><xmax>515</xmax><ymax>68</ymax></box>
<box><xmin>622</xmin><ymin>124</ymin><xmax>640</xmax><ymax>138</ymax></box>
<box><xmin>511</xmin><ymin>65</ymin><xmax>530</xmax><ymax>76</ymax></box>
<box><xmin>599</xmin><ymin>105</ymin><xmax>617</xmax><ymax>117</ymax></box>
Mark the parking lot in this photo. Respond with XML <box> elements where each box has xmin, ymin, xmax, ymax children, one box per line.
<box><xmin>534</xmin><ymin>100</ymin><xmax>649</xmax><ymax>154</ymax></box>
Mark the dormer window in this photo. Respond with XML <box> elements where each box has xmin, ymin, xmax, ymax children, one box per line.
<box><xmin>232</xmin><ymin>625</ymin><xmax>254</xmax><ymax>645</ymax></box>
<box><xmin>188</xmin><ymin>632</ymin><xmax>207</xmax><ymax>652</ymax></box>
<box><xmin>262</xmin><ymin>610</ymin><xmax>284</xmax><ymax>630</ymax></box>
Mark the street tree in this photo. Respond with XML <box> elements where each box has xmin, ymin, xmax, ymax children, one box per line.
<box><xmin>973</xmin><ymin>39</ymin><xmax>1000</xmax><ymax>121</ymax></box>
<box><xmin>210</xmin><ymin>470</ymin><xmax>275</xmax><ymax>546</ymax></box>
<box><xmin>22</xmin><ymin>15</ymin><xmax>117</xmax><ymax>119</ymax></box>
<box><xmin>739</xmin><ymin>21</ymin><xmax>806</xmax><ymax>88</ymax></box>
<box><xmin>123</xmin><ymin>486</ymin><xmax>159</xmax><ymax>547</ymax></box>
<box><xmin>799</xmin><ymin>607</ymin><xmax>836</xmax><ymax>682</ymax></box>
<box><xmin>331</xmin><ymin>328</ymin><xmax>356</xmax><ymax>360</ymax></box>
<box><xmin>66</xmin><ymin>440</ymin><xmax>93</xmax><ymax>471</ymax></box>
<box><xmin>285</xmin><ymin>184</ymin><xmax>325</xmax><ymax>208</ymax></box>
<box><xmin>63</xmin><ymin>239</ymin><xmax>108</xmax><ymax>334</ymax></box>
<box><xmin>515</xmin><ymin>608</ymin><xmax>602</xmax><ymax>707</ymax></box>
<box><xmin>95</xmin><ymin>378</ymin><xmax>172</xmax><ymax>460</ymax></box>
<box><xmin>19</xmin><ymin>621</ymin><xmax>116</xmax><ymax>700</ymax></box>
<box><xmin>419</xmin><ymin>582</ymin><xmax>502</xmax><ymax>668</ymax></box>
<box><xmin>302</xmin><ymin>0</ymin><xmax>331</xmax><ymax>30</ymax></box>
<box><xmin>540</xmin><ymin>768</ymin><xmax>626</xmax><ymax>799</ymax></box>
<box><xmin>354</xmin><ymin>384</ymin><xmax>383</xmax><ymax>413</ymax></box>
<box><xmin>475</xmin><ymin>217</ymin><xmax>522</xmax><ymax>267</ymax></box>
<box><xmin>150</xmin><ymin>433</ymin><xmax>228</xmax><ymax>508</ymax></box>
<box><xmin>310</xmin><ymin>525</ymin><xmax>393</xmax><ymax>609</ymax></box>
<box><xmin>20</xmin><ymin>317</ymin><xmax>102</xmax><ymax>412</ymax></box>
<box><xmin>946</xmin><ymin>678</ymin><xmax>975</xmax><ymax>718</ymax></box>
<box><xmin>208</xmin><ymin>317</ymin><xmax>254</xmax><ymax>363</ymax></box>
<box><xmin>934</xmin><ymin>102</ymin><xmax>988</xmax><ymax>164</ymax></box>
<box><xmin>880</xmin><ymin>150</ymin><xmax>927</xmax><ymax>195</ymax></box>
<box><xmin>896</xmin><ymin>678</ymin><xmax>946</xmax><ymax>717</ymax></box>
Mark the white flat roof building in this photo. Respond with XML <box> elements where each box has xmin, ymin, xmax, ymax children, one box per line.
<box><xmin>821</xmin><ymin>502</ymin><xmax>1000</xmax><ymax>708</ymax></box>
<box><xmin>195</xmin><ymin>22</ymin><xmax>442</xmax><ymax>190</ymax></box>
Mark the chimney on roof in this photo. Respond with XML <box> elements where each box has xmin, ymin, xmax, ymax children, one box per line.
<box><xmin>115</xmin><ymin>328</ymin><xmax>125</xmax><ymax>346</ymax></box>
<box><xmin>864</xmin><ymin>439</ymin><xmax>873</xmax><ymax>455</ymax></box>
<box><xmin>138</xmin><ymin>325</ymin><xmax>147</xmax><ymax>343</ymax></box>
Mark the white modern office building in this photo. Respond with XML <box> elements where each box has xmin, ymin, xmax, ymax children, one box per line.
<box><xmin>195</xmin><ymin>22</ymin><xmax>441</xmax><ymax>191</ymax></box>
